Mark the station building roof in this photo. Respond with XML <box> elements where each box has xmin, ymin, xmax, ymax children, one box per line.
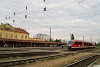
<box><xmin>14</xmin><ymin>28</ymin><xmax>29</xmax><ymax>34</ymax></box>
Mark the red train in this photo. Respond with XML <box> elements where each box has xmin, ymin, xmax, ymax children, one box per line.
<box><xmin>67</xmin><ymin>40</ymin><xmax>95</xmax><ymax>49</ymax></box>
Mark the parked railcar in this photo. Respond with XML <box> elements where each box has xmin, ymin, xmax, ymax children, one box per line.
<box><xmin>67</xmin><ymin>40</ymin><xmax>95</xmax><ymax>49</ymax></box>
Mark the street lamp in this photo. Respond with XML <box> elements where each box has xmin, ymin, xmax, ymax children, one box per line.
<box><xmin>50</xmin><ymin>27</ymin><xmax>51</xmax><ymax>41</ymax></box>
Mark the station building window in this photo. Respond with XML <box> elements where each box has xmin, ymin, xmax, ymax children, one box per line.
<box><xmin>6</xmin><ymin>33</ymin><xmax>8</xmax><ymax>38</ymax></box>
<box><xmin>15</xmin><ymin>34</ymin><xmax>18</xmax><ymax>39</ymax></box>
<box><xmin>0</xmin><ymin>32</ymin><xmax>2</xmax><ymax>38</ymax></box>
<box><xmin>25</xmin><ymin>36</ymin><xmax>27</xmax><ymax>40</ymax></box>
<box><xmin>11</xmin><ymin>34</ymin><xmax>13</xmax><ymax>39</ymax></box>
<box><xmin>9</xmin><ymin>33</ymin><xmax>10</xmax><ymax>38</ymax></box>
<box><xmin>21</xmin><ymin>35</ymin><xmax>24</xmax><ymax>40</ymax></box>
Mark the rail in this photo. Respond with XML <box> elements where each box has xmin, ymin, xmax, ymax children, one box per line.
<box><xmin>0</xmin><ymin>53</ymin><xmax>74</xmax><ymax>67</ymax></box>
<box><xmin>0</xmin><ymin>52</ymin><xmax>58</xmax><ymax>58</ymax></box>
<box><xmin>64</xmin><ymin>55</ymin><xmax>100</xmax><ymax>67</ymax></box>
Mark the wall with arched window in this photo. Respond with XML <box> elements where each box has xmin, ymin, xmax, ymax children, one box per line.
<box><xmin>0</xmin><ymin>32</ymin><xmax>2</xmax><ymax>38</ymax></box>
<box><xmin>25</xmin><ymin>36</ymin><xmax>27</xmax><ymax>40</ymax></box>
<box><xmin>0</xmin><ymin>30</ymin><xmax>29</xmax><ymax>40</ymax></box>
<box><xmin>0</xmin><ymin>23</ymin><xmax>30</xmax><ymax>40</ymax></box>
<box><xmin>15</xmin><ymin>34</ymin><xmax>18</xmax><ymax>39</ymax></box>
<box><xmin>21</xmin><ymin>35</ymin><xmax>24</xmax><ymax>40</ymax></box>
<box><xmin>6</xmin><ymin>33</ymin><xmax>8</xmax><ymax>38</ymax></box>
<box><xmin>11</xmin><ymin>34</ymin><xmax>13</xmax><ymax>39</ymax></box>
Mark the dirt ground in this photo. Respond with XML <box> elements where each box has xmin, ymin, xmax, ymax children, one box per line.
<box><xmin>20</xmin><ymin>53</ymin><xmax>93</xmax><ymax>67</ymax></box>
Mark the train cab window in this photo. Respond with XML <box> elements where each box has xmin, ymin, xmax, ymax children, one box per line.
<box><xmin>89</xmin><ymin>43</ymin><xmax>92</xmax><ymax>46</ymax></box>
<box><xmin>75</xmin><ymin>42</ymin><xmax>82</xmax><ymax>45</ymax></box>
<box><xmin>75</xmin><ymin>42</ymin><xmax>78</xmax><ymax>44</ymax></box>
<box><xmin>68</xmin><ymin>41</ymin><xmax>73</xmax><ymax>44</ymax></box>
<box><xmin>84</xmin><ymin>42</ymin><xmax>88</xmax><ymax>46</ymax></box>
<box><xmin>79</xmin><ymin>42</ymin><xmax>82</xmax><ymax>44</ymax></box>
<box><xmin>68</xmin><ymin>41</ymin><xmax>74</xmax><ymax>45</ymax></box>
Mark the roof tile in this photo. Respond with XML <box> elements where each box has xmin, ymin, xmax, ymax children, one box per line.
<box><xmin>14</xmin><ymin>28</ymin><xmax>29</xmax><ymax>34</ymax></box>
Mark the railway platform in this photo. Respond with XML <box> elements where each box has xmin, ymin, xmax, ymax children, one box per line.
<box><xmin>0</xmin><ymin>47</ymin><xmax>68</xmax><ymax>55</ymax></box>
<box><xmin>0</xmin><ymin>47</ymin><xmax>65</xmax><ymax>59</ymax></box>
<box><xmin>0</xmin><ymin>47</ymin><xmax>55</xmax><ymax>54</ymax></box>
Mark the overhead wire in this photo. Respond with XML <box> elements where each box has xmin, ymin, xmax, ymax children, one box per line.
<box><xmin>41</xmin><ymin>1</ymin><xmax>75</xmax><ymax>29</ymax></box>
<box><xmin>0</xmin><ymin>0</ymin><xmax>94</xmax><ymax>27</ymax></box>
<box><xmin>0</xmin><ymin>0</ymin><xmax>77</xmax><ymax>24</ymax></box>
<box><xmin>19</xmin><ymin>0</ymin><xmax>76</xmax><ymax>29</ymax></box>
<box><xmin>11</xmin><ymin>0</ymin><xmax>48</xmax><ymax>23</ymax></box>
<box><xmin>18</xmin><ymin>0</ymin><xmax>100</xmax><ymax>40</ymax></box>
<box><xmin>13</xmin><ymin>1</ymin><xmax>69</xmax><ymax>31</ymax></box>
<box><xmin>44</xmin><ymin>0</ymin><xmax>77</xmax><ymax>13</ymax></box>
<box><xmin>31</xmin><ymin>0</ymin><xmax>93</xmax><ymax>28</ymax></box>
<box><xmin>0</xmin><ymin>0</ymin><xmax>36</xmax><ymax>23</ymax></box>
<box><xmin>85</xmin><ymin>0</ymin><xmax>99</xmax><ymax>23</ymax></box>
<box><xmin>0</xmin><ymin>0</ymin><xmax>98</xmax><ymax>32</ymax></box>
<box><xmin>75</xmin><ymin>0</ymin><xmax>98</xmax><ymax>23</ymax></box>
<box><xmin>41</xmin><ymin>0</ymin><xmax>84</xmax><ymax>31</ymax></box>
<box><xmin>42</xmin><ymin>0</ymin><xmax>100</xmax><ymax>37</ymax></box>
<box><xmin>1</xmin><ymin>0</ymin><xmax>98</xmax><ymax>40</ymax></box>
<box><xmin>41</xmin><ymin>0</ymin><xmax>80</xmax><ymax>28</ymax></box>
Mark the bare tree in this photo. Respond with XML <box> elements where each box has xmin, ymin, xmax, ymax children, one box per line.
<box><xmin>34</xmin><ymin>33</ymin><xmax>52</xmax><ymax>41</ymax></box>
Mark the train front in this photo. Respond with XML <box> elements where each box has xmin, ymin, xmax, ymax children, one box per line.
<box><xmin>67</xmin><ymin>40</ymin><xmax>74</xmax><ymax>49</ymax></box>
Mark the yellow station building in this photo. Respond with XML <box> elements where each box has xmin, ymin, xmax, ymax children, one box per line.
<box><xmin>0</xmin><ymin>23</ymin><xmax>29</xmax><ymax>40</ymax></box>
<box><xmin>0</xmin><ymin>23</ymin><xmax>44</xmax><ymax>41</ymax></box>
<box><xmin>0</xmin><ymin>23</ymin><xmax>66</xmax><ymax>47</ymax></box>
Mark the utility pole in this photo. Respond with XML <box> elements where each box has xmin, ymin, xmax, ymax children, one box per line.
<box><xmin>83</xmin><ymin>36</ymin><xmax>84</xmax><ymax>41</ymax></box>
<box><xmin>70</xmin><ymin>33</ymin><xmax>71</xmax><ymax>40</ymax></box>
<box><xmin>50</xmin><ymin>27</ymin><xmax>51</xmax><ymax>41</ymax></box>
<box><xmin>98</xmin><ymin>37</ymin><xmax>99</xmax><ymax>43</ymax></box>
<box><xmin>91</xmin><ymin>36</ymin><xmax>92</xmax><ymax>42</ymax></box>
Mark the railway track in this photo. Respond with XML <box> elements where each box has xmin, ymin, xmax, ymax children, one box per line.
<box><xmin>0</xmin><ymin>52</ymin><xmax>58</xmax><ymax>59</ymax></box>
<box><xmin>0</xmin><ymin>53</ymin><xmax>74</xmax><ymax>67</ymax></box>
<box><xmin>0</xmin><ymin>53</ymin><xmax>99</xmax><ymax>67</ymax></box>
<box><xmin>0</xmin><ymin>48</ymin><xmax>99</xmax><ymax>67</ymax></box>
<box><xmin>64</xmin><ymin>54</ymin><xmax>100</xmax><ymax>67</ymax></box>
<box><xmin>0</xmin><ymin>47</ymin><xmax>95</xmax><ymax>59</ymax></box>
<box><xmin>0</xmin><ymin>49</ymin><xmax>90</xmax><ymax>59</ymax></box>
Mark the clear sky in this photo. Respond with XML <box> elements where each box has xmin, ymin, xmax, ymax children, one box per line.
<box><xmin>0</xmin><ymin>0</ymin><xmax>100</xmax><ymax>43</ymax></box>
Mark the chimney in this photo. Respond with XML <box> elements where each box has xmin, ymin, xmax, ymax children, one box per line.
<box><xmin>1</xmin><ymin>23</ymin><xmax>3</xmax><ymax>25</ymax></box>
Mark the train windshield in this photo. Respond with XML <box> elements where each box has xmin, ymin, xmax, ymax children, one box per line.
<box><xmin>68</xmin><ymin>41</ymin><xmax>74</xmax><ymax>46</ymax></box>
